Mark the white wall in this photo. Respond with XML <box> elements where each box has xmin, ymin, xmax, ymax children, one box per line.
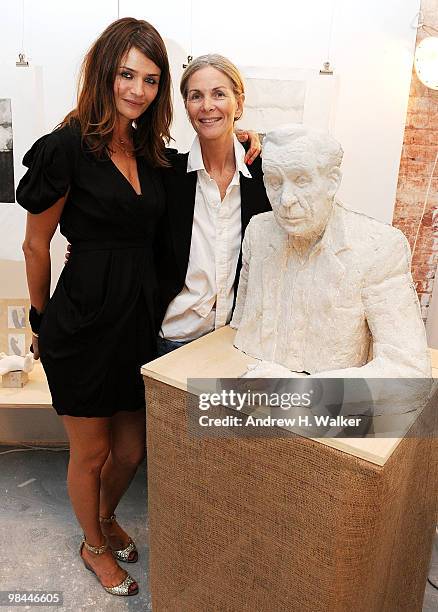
<box><xmin>0</xmin><ymin>0</ymin><xmax>420</xmax><ymax>279</ymax></box>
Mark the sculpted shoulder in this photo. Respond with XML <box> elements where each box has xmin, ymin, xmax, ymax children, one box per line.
<box><xmin>336</xmin><ymin>202</ymin><xmax>409</xmax><ymax>251</ymax></box>
<box><xmin>246</xmin><ymin>210</ymin><xmax>277</xmax><ymax>232</ymax></box>
<box><xmin>244</xmin><ymin>211</ymin><xmax>279</xmax><ymax>244</ymax></box>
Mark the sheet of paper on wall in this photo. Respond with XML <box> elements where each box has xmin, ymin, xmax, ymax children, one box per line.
<box><xmin>0</xmin><ymin>66</ymin><xmax>44</xmax><ymax>261</ymax></box>
<box><xmin>238</xmin><ymin>66</ymin><xmax>339</xmax><ymax>134</ymax></box>
<box><xmin>165</xmin><ymin>38</ymin><xmax>196</xmax><ymax>153</ymax></box>
<box><xmin>0</xmin><ymin>99</ymin><xmax>14</xmax><ymax>203</ymax></box>
<box><xmin>242</xmin><ymin>78</ymin><xmax>305</xmax><ymax>134</ymax></box>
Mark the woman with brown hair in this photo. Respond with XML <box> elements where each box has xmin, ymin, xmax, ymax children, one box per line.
<box><xmin>16</xmin><ymin>17</ymin><xmax>172</xmax><ymax>596</ymax></box>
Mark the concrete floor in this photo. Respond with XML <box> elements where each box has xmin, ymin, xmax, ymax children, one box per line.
<box><xmin>0</xmin><ymin>446</ymin><xmax>150</xmax><ymax>611</ymax></box>
<box><xmin>0</xmin><ymin>445</ymin><xmax>437</xmax><ymax>612</ymax></box>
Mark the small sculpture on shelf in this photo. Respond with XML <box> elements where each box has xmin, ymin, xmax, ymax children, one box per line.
<box><xmin>0</xmin><ymin>352</ymin><xmax>34</xmax><ymax>388</ymax></box>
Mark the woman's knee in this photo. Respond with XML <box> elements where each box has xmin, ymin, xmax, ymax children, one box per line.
<box><xmin>70</xmin><ymin>443</ymin><xmax>111</xmax><ymax>474</ymax></box>
<box><xmin>63</xmin><ymin>416</ymin><xmax>112</xmax><ymax>474</ymax></box>
<box><xmin>111</xmin><ymin>446</ymin><xmax>145</xmax><ymax>470</ymax></box>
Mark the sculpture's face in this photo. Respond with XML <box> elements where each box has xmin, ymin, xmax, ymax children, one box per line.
<box><xmin>263</xmin><ymin>145</ymin><xmax>340</xmax><ymax>238</ymax></box>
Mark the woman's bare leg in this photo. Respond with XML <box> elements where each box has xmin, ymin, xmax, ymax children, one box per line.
<box><xmin>99</xmin><ymin>409</ymin><xmax>146</xmax><ymax>549</ymax></box>
<box><xmin>62</xmin><ymin>415</ymin><xmax>137</xmax><ymax>591</ymax></box>
<box><xmin>62</xmin><ymin>416</ymin><xmax>111</xmax><ymax>544</ymax></box>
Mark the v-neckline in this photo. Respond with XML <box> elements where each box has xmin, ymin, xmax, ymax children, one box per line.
<box><xmin>110</xmin><ymin>156</ymin><xmax>143</xmax><ymax>197</ymax></box>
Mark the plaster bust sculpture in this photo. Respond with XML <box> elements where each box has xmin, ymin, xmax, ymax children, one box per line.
<box><xmin>0</xmin><ymin>352</ymin><xmax>34</xmax><ymax>376</ymax></box>
<box><xmin>230</xmin><ymin>125</ymin><xmax>431</xmax><ymax>378</ymax></box>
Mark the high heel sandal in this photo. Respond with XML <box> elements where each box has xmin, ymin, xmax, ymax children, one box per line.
<box><xmin>99</xmin><ymin>514</ymin><xmax>138</xmax><ymax>563</ymax></box>
<box><xmin>79</xmin><ymin>537</ymin><xmax>139</xmax><ymax>596</ymax></box>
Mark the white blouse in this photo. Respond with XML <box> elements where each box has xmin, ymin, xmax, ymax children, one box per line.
<box><xmin>161</xmin><ymin>135</ymin><xmax>252</xmax><ymax>341</ymax></box>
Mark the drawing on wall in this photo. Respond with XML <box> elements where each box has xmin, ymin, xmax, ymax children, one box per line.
<box><xmin>0</xmin><ymin>299</ymin><xmax>31</xmax><ymax>356</ymax></box>
<box><xmin>8</xmin><ymin>333</ymin><xmax>25</xmax><ymax>356</ymax></box>
<box><xmin>238</xmin><ymin>66</ymin><xmax>339</xmax><ymax>135</ymax></box>
<box><xmin>8</xmin><ymin>305</ymin><xmax>26</xmax><ymax>329</ymax></box>
<box><xmin>241</xmin><ymin>78</ymin><xmax>306</xmax><ymax>134</ymax></box>
<box><xmin>0</xmin><ymin>99</ymin><xmax>14</xmax><ymax>203</ymax></box>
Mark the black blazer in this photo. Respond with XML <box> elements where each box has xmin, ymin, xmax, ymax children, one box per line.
<box><xmin>155</xmin><ymin>149</ymin><xmax>271</xmax><ymax>328</ymax></box>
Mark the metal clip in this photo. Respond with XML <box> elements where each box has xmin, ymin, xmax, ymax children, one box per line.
<box><xmin>16</xmin><ymin>53</ymin><xmax>29</xmax><ymax>67</ymax></box>
<box><xmin>319</xmin><ymin>61</ymin><xmax>333</xmax><ymax>75</ymax></box>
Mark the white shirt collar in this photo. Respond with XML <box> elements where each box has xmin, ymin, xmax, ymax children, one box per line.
<box><xmin>187</xmin><ymin>134</ymin><xmax>252</xmax><ymax>179</ymax></box>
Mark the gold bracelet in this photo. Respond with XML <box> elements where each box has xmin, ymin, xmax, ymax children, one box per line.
<box><xmin>32</xmin><ymin>332</ymin><xmax>39</xmax><ymax>338</ymax></box>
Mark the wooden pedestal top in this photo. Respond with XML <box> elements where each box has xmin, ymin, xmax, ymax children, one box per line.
<box><xmin>0</xmin><ymin>362</ymin><xmax>51</xmax><ymax>408</ymax></box>
<box><xmin>142</xmin><ymin>326</ymin><xmax>437</xmax><ymax>467</ymax></box>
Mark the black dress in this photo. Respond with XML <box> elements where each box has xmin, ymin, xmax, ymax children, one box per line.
<box><xmin>16</xmin><ymin>123</ymin><xmax>165</xmax><ymax>417</ymax></box>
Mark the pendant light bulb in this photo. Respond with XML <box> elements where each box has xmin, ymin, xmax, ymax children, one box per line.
<box><xmin>414</xmin><ymin>36</ymin><xmax>438</xmax><ymax>90</ymax></box>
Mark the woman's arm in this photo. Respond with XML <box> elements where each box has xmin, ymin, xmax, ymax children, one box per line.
<box><xmin>22</xmin><ymin>195</ymin><xmax>67</xmax><ymax>357</ymax></box>
<box><xmin>235</xmin><ymin>129</ymin><xmax>261</xmax><ymax>165</ymax></box>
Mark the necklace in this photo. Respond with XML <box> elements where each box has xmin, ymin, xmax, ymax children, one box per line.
<box><xmin>112</xmin><ymin>137</ymin><xmax>135</xmax><ymax>158</ymax></box>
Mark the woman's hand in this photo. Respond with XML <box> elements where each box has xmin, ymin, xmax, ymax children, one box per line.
<box><xmin>31</xmin><ymin>334</ymin><xmax>40</xmax><ymax>360</ymax></box>
<box><xmin>235</xmin><ymin>129</ymin><xmax>262</xmax><ymax>166</ymax></box>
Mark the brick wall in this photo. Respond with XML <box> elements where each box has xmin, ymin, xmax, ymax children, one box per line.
<box><xmin>392</xmin><ymin>1</ymin><xmax>438</xmax><ymax>320</ymax></box>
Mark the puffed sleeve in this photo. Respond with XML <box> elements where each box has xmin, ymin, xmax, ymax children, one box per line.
<box><xmin>16</xmin><ymin>127</ymin><xmax>75</xmax><ymax>213</ymax></box>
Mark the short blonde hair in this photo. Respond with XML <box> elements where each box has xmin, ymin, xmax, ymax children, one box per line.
<box><xmin>180</xmin><ymin>54</ymin><xmax>244</xmax><ymax>101</ymax></box>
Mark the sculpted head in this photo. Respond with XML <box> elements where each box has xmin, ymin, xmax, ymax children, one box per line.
<box><xmin>262</xmin><ymin>125</ymin><xmax>343</xmax><ymax>238</ymax></box>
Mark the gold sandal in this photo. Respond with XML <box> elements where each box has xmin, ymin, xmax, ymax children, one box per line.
<box><xmin>99</xmin><ymin>514</ymin><xmax>138</xmax><ymax>563</ymax></box>
<box><xmin>80</xmin><ymin>537</ymin><xmax>138</xmax><ymax>596</ymax></box>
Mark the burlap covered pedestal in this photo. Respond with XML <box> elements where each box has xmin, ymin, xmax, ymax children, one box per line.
<box><xmin>142</xmin><ymin>328</ymin><xmax>437</xmax><ymax>611</ymax></box>
<box><xmin>144</xmin><ymin>375</ymin><xmax>437</xmax><ymax>612</ymax></box>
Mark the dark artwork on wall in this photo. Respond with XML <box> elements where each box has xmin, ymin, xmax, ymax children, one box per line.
<box><xmin>0</xmin><ymin>99</ymin><xmax>15</xmax><ymax>203</ymax></box>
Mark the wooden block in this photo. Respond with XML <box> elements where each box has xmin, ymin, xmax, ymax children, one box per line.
<box><xmin>1</xmin><ymin>370</ymin><xmax>29</xmax><ymax>388</ymax></box>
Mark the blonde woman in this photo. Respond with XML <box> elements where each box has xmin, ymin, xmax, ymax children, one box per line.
<box><xmin>157</xmin><ymin>55</ymin><xmax>271</xmax><ymax>354</ymax></box>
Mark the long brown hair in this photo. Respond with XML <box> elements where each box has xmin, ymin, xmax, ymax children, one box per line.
<box><xmin>62</xmin><ymin>17</ymin><xmax>172</xmax><ymax>167</ymax></box>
